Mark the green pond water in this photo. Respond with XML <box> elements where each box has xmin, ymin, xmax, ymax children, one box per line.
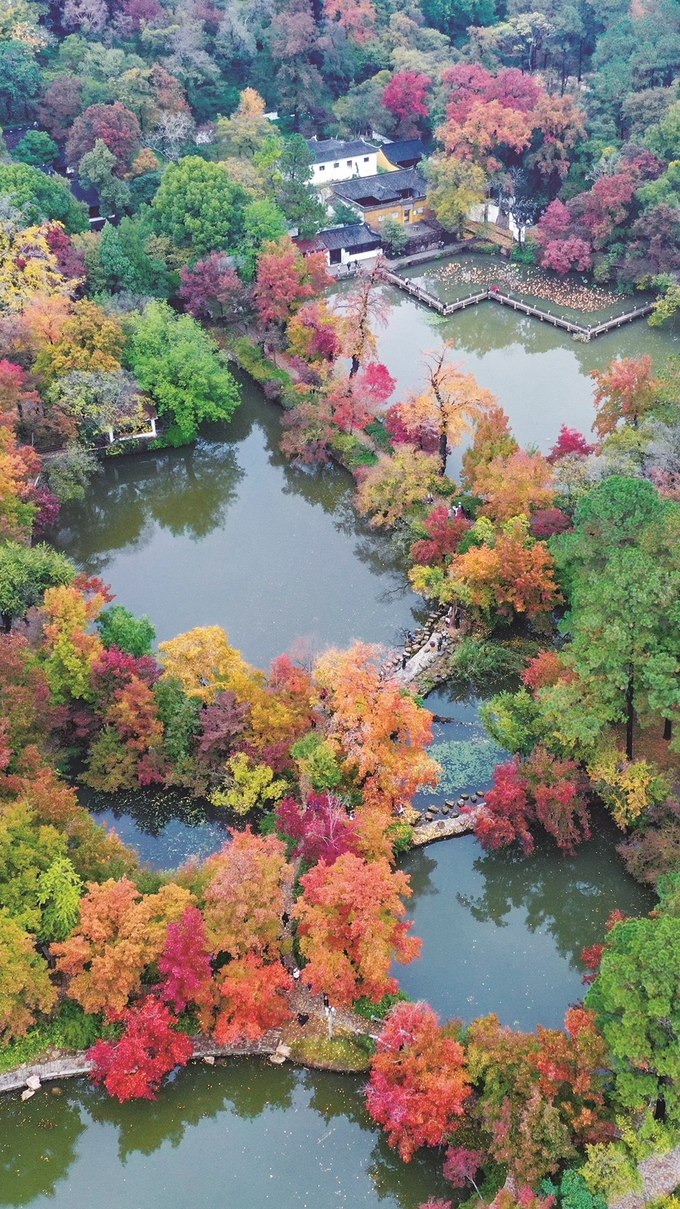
<box><xmin>11</xmin><ymin>297</ymin><xmax>662</xmax><ymax>1208</ymax></box>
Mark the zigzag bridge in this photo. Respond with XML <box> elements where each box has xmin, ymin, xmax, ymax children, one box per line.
<box><xmin>382</xmin><ymin>270</ymin><xmax>655</xmax><ymax>341</ymax></box>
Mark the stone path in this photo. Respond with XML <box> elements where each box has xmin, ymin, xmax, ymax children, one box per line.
<box><xmin>610</xmin><ymin>1145</ymin><xmax>680</xmax><ymax>1209</ymax></box>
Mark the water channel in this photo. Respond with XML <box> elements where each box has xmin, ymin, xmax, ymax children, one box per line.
<box><xmin>3</xmin><ymin>289</ymin><xmax>667</xmax><ymax>1209</ymax></box>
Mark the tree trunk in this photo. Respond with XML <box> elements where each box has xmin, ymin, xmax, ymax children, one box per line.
<box><xmin>1</xmin><ymin>612</ymin><xmax>12</xmax><ymax>634</ymax></box>
<box><xmin>626</xmin><ymin>670</ymin><xmax>635</xmax><ymax>760</ymax></box>
<box><xmin>664</xmin><ymin>717</ymin><xmax>673</xmax><ymax>741</ymax></box>
<box><xmin>350</xmin><ymin>354</ymin><xmax>360</xmax><ymax>378</ymax></box>
<box><xmin>438</xmin><ymin>428</ymin><xmax>447</xmax><ymax>475</ymax></box>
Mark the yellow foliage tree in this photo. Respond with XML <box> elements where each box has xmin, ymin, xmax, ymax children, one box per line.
<box><xmin>214</xmin><ymin>89</ymin><xmax>282</xmax><ymax>160</ymax></box>
<box><xmin>158</xmin><ymin>626</ymin><xmax>310</xmax><ymax>754</ymax></box>
<box><xmin>210</xmin><ymin>752</ymin><xmax>287</xmax><ymax>815</ymax></box>
<box><xmin>41</xmin><ymin>583</ymin><xmax>106</xmax><ymax>703</ymax></box>
<box><xmin>355</xmin><ymin>448</ymin><xmax>442</xmax><ymax>528</ymax></box>
<box><xmin>0</xmin><ymin>224</ymin><xmax>75</xmax><ymax>312</ymax></box>
<box><xmin>587</xmin><ymin>750</ymin><xmax>670</xmax><ymax>828</ymax></box>
<box><xmin>34</xmin><ymin>300</ymin><xmax>125</xmax><ymax>380</ymax></box>
<box><xmin>425</xmin><ymin>154</ymin><xmax>488</xmax><ymax>234</ymax></box>
<box><xmin>0</xmin><ymin>910</ymin><xmax>57</xmax><ymax>1042</ymax></box>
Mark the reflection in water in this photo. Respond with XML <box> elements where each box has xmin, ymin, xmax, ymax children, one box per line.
<box><xmin>0</xmin><ymin>1092</ymin><xmax>85</xmax><ymax>1207</ymax></box>
<box><xmin>398</xmin><ymin>813</ymin><xmax>654</xmax><ymax>1031</ymax></box>
<box><xmin>52</xmin><ymin>374</ymin><xmax>419</xmax><ymax>668</ymax></box>
<box><xmin>0</xmin><ymin>1063</ymin><xmax>451</xmax><ymax>1209</ymax></box>
<box><xmin>374</xmin><ymin>285</ymin><xmax>680</xmax><ymax>468</ymax></box>
<box><xmin>78</xmin><ymin>786</ymin><xmax>230</xmax><ymax>870</ymax></box>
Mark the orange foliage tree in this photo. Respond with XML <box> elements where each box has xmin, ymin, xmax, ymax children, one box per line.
<box><xmin>440</xmin><ymin>99</ymin><xmax>532</xmax><ymax>172</ymax></box>
<box><xmin>590</xmin><ymin>355</ymin><xmax>660</xmax><ymax>437</ymax></box>
<box><xmin>366</xmin><ymin>1001</ymin><xmax>470</xmax><ymax>1160</ymax></box>
<box><xmin>200</xmin><ymin>829</ymin><xmax>293</xmax><ymax>958</ymax></box>
<box><xmin>214</xmin><ymin>952</ymin><xmax>292</xmax><ymax>1043</ymax></box>
<box><xmin>414</xmin><ymin>518</ymin><xmax>561</xmax><ymax>621</ymax></box>
<box><xmin>253</xmin><ymin>237</ymin><xmax>329</xmax><ymax>329</ymax></box>
<box><xmin>461</xmin><ymin>404</ymin><xmax>519</xmax><ymax>490</ymax></box>
<box><xmin>295</xmin><ymin>852</ymin><xmax>421</xmax><ymax>1004</ymax></box>
<box><xmin>473</xmin><ymin>450</ymin><xmax>555</xmax><ymax>522</ymax></box>
<box><xmin>53</xmin><ymin>876</ymin><xmax>191</xmax><ymax>1015</ymax></box>
<box><xmin>313</xmin><ymin>642</ymin><xmax>439</xmax><ymax>813</ymax></box>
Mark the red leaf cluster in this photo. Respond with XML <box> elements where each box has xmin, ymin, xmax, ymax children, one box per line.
<box><xmin>275</xmin><ymin>792</ymin><xmax>361</xmax><ymax>865</ymax></box>
<box><xmin>158</xmin><ymin>906</ymin><xmax>215</xmax><ymax>1027</ymax></box>
<box><xmin>474</xmin><ymin>749</ymin><xmax>589</xmax><ymax>855</ymax></box>
<box><xmin>88</xmin><ymin>996</ymin><xmax>193</xmax><ymax>1101</ymax></box>
<box><xmin>547</xmin><ymin>425</ymin><xmax>594</xmax><ymax>463</ymax></box>
<box><xmin>366</xmin><ymin>1002</ymin><xmax>470</xmax><ymax>1161</ymax></box>
<box><xmin>410</xmin><ymin>505</ymin><xmax>471</xmax><ymax>566</ymax></box>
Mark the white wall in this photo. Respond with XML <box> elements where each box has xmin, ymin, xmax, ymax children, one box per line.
<box><xmin>311</xmin><ymin>151</ymin><xmax>378</xmax><ymax>184</ymax></box>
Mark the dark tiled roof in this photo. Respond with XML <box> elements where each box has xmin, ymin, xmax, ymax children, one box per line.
<box><xmin>381</xmin><ymin>139</ymin><xmax>426</xmax><ymax>166</ymax></box>
<box><xmin>306</xmin><ymin>138</ymin><xmax>378</xmax><ymax>164</ymax></box>
<box><xmin>317</xmin><ymin>223</ymin><xmax>381</xmax><ymax>250</ymax></box>
<box><xmin>332</xmin><ymin>168</ymin><xmax>427</xmax><ymax>207</ymax></box>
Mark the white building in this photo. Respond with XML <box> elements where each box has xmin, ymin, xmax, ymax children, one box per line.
<box><xmin>307</xmin><ymin>138</ymin><xmax>379</xmax><ymax>184</ymax></box>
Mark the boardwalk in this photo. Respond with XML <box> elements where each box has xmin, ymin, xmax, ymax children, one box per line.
<box><xmin>382</xmin><ymin>270</ymin><xmax>655</xmax><ymax>340</ymax></box>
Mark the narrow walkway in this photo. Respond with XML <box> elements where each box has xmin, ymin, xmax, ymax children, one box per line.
<box><xmin>382</xmin><ymin>271</ymin><xmax>655</xmax><ymax>340</ymax></box>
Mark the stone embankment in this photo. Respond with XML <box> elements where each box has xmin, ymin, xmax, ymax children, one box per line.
<box><xmin>0</xmin><ymin>988</ymin><xmax>374</xmax><ymax>1096</ymax></box>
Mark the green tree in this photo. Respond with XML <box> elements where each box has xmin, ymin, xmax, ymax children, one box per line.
<box><xmin>94</xmin><ymin>217</ymin><xmax>174</xmax><ymax>297</ymax></box>
<box><xmin>79</xmin><ymin>139</ymin><xmax>131</xmax><ymax>217</ymax></box>
<box><xmin>13</xmin><ymin>130</ymin><xmax>59</xmax><ymax>168</ymax></box>
<box><xmin>551</xmin><ymin>478</ymin><xmax>680</xmax><ymax>759</ymax></box>
<box><xmin>96</xmin><ymin>605</ymin><xmax>155</xmax><ymax>657</ymax></box>
<box><xmin>0</xmin><ymin>42</ymin><xmax>42</xmax><ymax>126</ymax></box>
<box><xmin>151</xmin><ymin>156</ymin><xmax>248</xmax><ymax>257</ymax></box>
<box><xmin>277</xmin><ymin>135</ymin><xmax>327</xmax><ymax>239</ymax></box>
<box><xmin>480</xmin><ymin>688</ymin><xmax>547</xmax><ymax>756</ymax></box>
<box><xmin>0</xmin><ymin>162</ymin><xmax>86</xmax><ymax>233</ymax></box>
<box><xmin>126</xmin><ymin>300</ymin><xmax>241</xmax><ymax>445</ymax></box>
<box><xmin>238</xmin><ymin>198</ymin><xmax>288</xmax><ymax>280</ymax></box>
<box><xmin>645</xmin><ymin>100</ymin><xmax>680</xmax><ymax>161</ymax></box>
<box><xmin>36</xmin><ymin>856</ymin><xmax>83</xmax><ymax>942</ymax></box>
<box><xmin>380</xmin><ymin>218</ymin><xmax>409</xmax><ymax>257</ymax></box>
<box><xmin>586</xmin><ymin>914</ymin><xmax>680</xmax><ymax>1128</ymax></box>
<box><xmin>0</xmin><ymin>543</ymin><xmax>75</xmax><ymax>633</ymax></box>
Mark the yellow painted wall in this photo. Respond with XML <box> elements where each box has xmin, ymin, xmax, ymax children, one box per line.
<box><xmin>362</xmin><ymin>200</ymin><xmax>434</xmax><ymax>229</ymax></box>
<box><xmin>376</xmin><ymin>148</ymin><xmax>400</xmax><ymax>172</ymax></box>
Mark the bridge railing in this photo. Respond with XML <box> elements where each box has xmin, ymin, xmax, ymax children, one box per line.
<box><xmin>382</xmin><ymin>272</ymin><xmax>655</xmax><ymax>340</ymax></box>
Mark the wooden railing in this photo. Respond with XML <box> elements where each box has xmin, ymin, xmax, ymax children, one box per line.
<box><xmin>382</xmin><ymin>271</ymin><xmax>655</xmax><ymax>340</ymax></box>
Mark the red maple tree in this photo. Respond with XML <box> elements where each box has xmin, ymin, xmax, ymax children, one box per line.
<box><xmin>366</xmin><ymin>1001</ymin><xmax>470</xmax><ymax>1161</ymax></box>
<box><xmin>88</xmin><ymin>996</ymin><xmax>193</xmax><ymax>1101</ymax></box>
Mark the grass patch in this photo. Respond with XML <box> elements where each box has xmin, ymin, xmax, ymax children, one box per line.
<box><xmin>353</xmin><ymin>990</ymin><xmax>410</xmax><ymax>1021</ymax></box>
<box><xmin>288</xmin><ymin>1032</ymin><xmax>374</xmax><ymax>1071</ymax></box>
<box><xmin>364</xmin><ymin>419</ymin><xmax>393</xmax><ymax>453</ymax></box>
<box><xmin>0</xmin><ymin>1002</ymin><xmax>114</xmax><ymax>1074</ymax></box>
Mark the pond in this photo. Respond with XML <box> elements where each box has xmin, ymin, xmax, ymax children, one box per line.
<box><xmin>15</xmin><ymin>293</ymin><xmax>661</xmax><ymax>1208</ymax></box>
<box><xmin>0</xmin><ymin>1061</ymin><xmax>452</xmax><ymax>1209</ymax></box>
<box><xmin>52</xmin><ymin>371</ymin><xmax>421</xmax><ymax>666</ymax></box>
